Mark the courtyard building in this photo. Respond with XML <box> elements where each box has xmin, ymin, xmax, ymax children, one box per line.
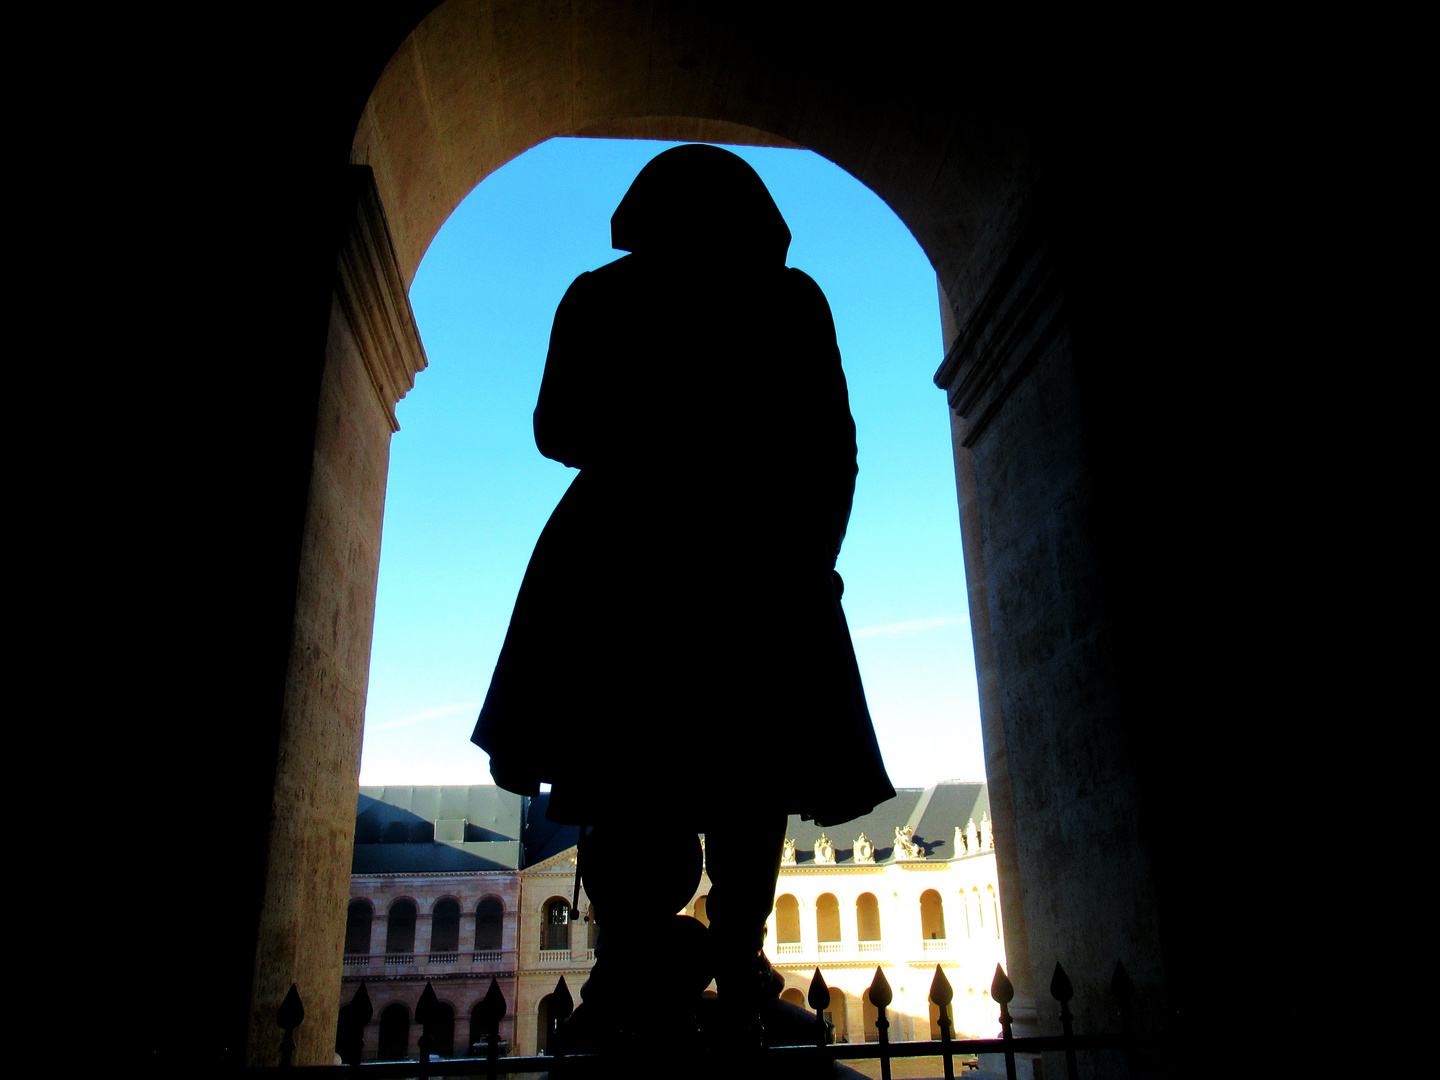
<box><xmin>342</xmin><ymin>782</ymin><xmax>1003</xmax><ymax>1060</ymax></box>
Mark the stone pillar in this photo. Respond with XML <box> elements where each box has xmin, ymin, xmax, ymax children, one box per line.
<box><xmin>937</xmin><ymin>274</ymin><xmax>1039</xmax><ymax>1042</ymax></box>
<box><xmin>415</xmin><ymin>910</ymin><xmax>434</xmax><ymax>959</ymax></box>
<box><xmin>245</xmin><ymin>166</ymin><xmax>428</xmax><ymax>1065</ymax></box>
<box><xmin>935</xmin><ymin>205</ymin><xmax>1166</xmax><ymax>1054</ymax></box>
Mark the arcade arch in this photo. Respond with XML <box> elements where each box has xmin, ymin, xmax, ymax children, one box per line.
<box><xmin>431</xmin><ymin>897</ymin><xmax>461</xmax><ymax>954</ymax></box>
<box><xmin>248</xmin><ymin>0</ymin><xmax>1176</xmax><ymax>1063</ymax></box>
<box><xmin>919</xmin><ymin>889</ymin><xmax>947</xmax><ymax>941</ymax></box>
<box><xmin>386</xmin><ymin>899</ymin><xmax>417</xmax><ymax>955</ymax></box>
<box><xmin>774</xmin><ymin>894</ymin><xmax>801</xmax><ymax>945</ymax></box>
<box><xmin>474</xmin><ymin>896</ymin><xmax>504</xmax><ymax>952</ymax></box>
<box><xmin>816</xmin><ymin>893</ymin><xmax>842</xmax><ymax>943</ymax></box>
<box><xmin>344</xmin><ymin>899</ymin><xmax>373</xmax><ymax>956</ymax></box>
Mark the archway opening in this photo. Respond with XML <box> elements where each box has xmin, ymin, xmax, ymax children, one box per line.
<box><xmin>542</xmin><ymin>897</ymin><xmax>571</xmax><ymax>952</ymax></box>
<box><xmin>474</xmin><ymin>896</ymin><xmax>504</xmax><ymax>953</ymax></box>
<box><xmin>344</xmin><ymin>899</ymin><xmax>373</xmax><ymax>956</ymax></box>
<box><xmin>920</xmin><ymin>889</ymin><xmax>946</xmax><ymax>941</ymax></box>
<box><xmin>816</xmin><ymin>893</ymin><xmax>842</xmax><ymax>943</ymax></box>
<box><xmin>386</xmin><ymin>899</ymin><xmax>417</xmax><ymax>955</ymax></box>
<box><xmin>431</xmin><ymin>898</ymin><xmax>460</xmax><ymax>954</ymax></box>
<box><xmin>828</xmin><ymin>988</ymin><xmax>849</xmax><ymax>1043</ymax></box>
<box><xmin>856</xmin><ymin>892</ymin><xmax>882</xmax><ymax>942</ymax></box>
<box><xmin>361</xmin><ymin>137</ymin><xmax>980</xmax><ymax>796</ymax></box>
<box><xmin>775</xmin><ymin>894</ymin><xmax>801</xmax><ymax>945</ymax></box>
<box><xmin>377</xmin><ymin>1003</ymin><xmax>410</xmax><ymax>1061</ymax></box>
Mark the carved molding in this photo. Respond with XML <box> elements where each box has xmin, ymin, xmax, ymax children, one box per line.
<box><xmin>933</xmin><ymin>218</ymin><xmax>1065</xmax><ymax>448</ymax></box>
<box><xmin>334</xmin><ymin>165</ymin><xmax>428</xmax><ymax>432</ymax></box>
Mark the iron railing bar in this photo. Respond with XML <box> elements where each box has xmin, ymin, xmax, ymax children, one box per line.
<box><xmin>244</xmin><ymin>1033</ymin><xmax>1166</xmax><ymax>1076</ymax></box>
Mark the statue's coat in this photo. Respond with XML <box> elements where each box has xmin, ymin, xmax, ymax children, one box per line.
<box><xmin>474</xmin><ymin>147</ymin><xmax>894</xmax><ymax>826</ymax></box>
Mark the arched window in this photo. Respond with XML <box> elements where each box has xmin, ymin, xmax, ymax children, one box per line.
<box><xmin>431</xmin><ymin>898</ymin><xmax>460</xmax><ymax>954</ymax></box>
<box><xmin>919</xmin><ymin>889</ymin><xmax>946</xmax><ymax>940</ymax></box>
<box><xmin>828</xmin><ymin>988</ymin><xmax>849</xmax><ymax>1043</ymax></box>
<box><xmin>960</xmin><ymin>889</ymin><xmax>972</xmax><ymax>938</ymax></box>
<box><xmin>972</xmin><ymin>887</ymin><xmax>984</xmax><ymax>930</ymax></box>
<box><xmin>387</xmin><ymin>899</ymin><xmax>417</xmax><ymax>954</ymax></box>
<box><xmin>586</xmin><ymin>903</ymin><xmax>599</xmax><ymax>949</ymax></box>
<box><xmin>816</xmin><ymin>893</ymin><xmax>841</xmax><ymax>942</ymax></box>
<box><xmin>856</xmin><ymin>893</ymin><xmax>882</xmax><ymax>942</ymax></box>
<box><xmin>344</xmin><ymin>899</ymin><xmax>373</xmax><ymax>955</ymax></box>
<box><xmin>693</xmin><ymin>894</ymin><xmax>709</xmax><ymax>927</ymax></box>
<box><xmin>377</xmin><ymin>1002</ymin><xmax>410</xmax><ymax>1060</ymax></box>
<box><xmin>988</xmin><ymin>884</ymin><xmax>1000</xmax><ymax>938</ymax></box>
<box><xmin>780</xmin><ymin>987</ymin><xmax>806</xmax><ymax>1009</ymax></box>
<box><xmin>775</xmin><ymin>894</ymin><xmax>801</xmax><ymax>944</ymax></box>
<box><xmin>543</xmin><ymin>897</ymin><xmax>570</xmax><ymax>951</ymax></box>
<box><xmin>474</xmin><ymin>896</ymin><xmax>504</xmax><ymax>951</ymax></box>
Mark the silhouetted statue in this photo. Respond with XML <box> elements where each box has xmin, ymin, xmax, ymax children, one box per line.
<box><xmin>472</xmin><ymin>143</ymin><xmax>894</xmax><ymax>1049</ymax></box>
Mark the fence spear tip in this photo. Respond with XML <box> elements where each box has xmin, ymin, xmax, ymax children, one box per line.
<box><xmin>930</xmin><ymin>963</ymin><xmax>954</xmax><ymax>1007</ymax></box>
<box><xmin>809</xmin><ymin>967</ymin><xmax>830</xmax><ymax>1011</ymax></box>
<box><xmin>1111</xmin><ymin>960</ymin><xmax>1135</xmax><ymax>1001</ymax></box>
<box><xmin>868</xmin><ymin>965</ymin><xmax>893</xmax><ymax>1008</ymax></box>
<box><xmin>277</xmin><ymin>983</ymin><xmax>304</xmax><ymax>1029</ymax></box>
<box><xmin>1050</xmin><ymin>962</ymin><xmax>1074</xmax><ymax>1002</ymax></box>
<box><xmin>991</xmin><ymin>963</ymin><xmax>1014</xmax><ymax>1004</ymax></box>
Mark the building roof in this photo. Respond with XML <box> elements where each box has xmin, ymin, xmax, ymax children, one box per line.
<box><xmin>350</xmin><ymin>780</ymin><xmax>989</xmax><ymax>874</ymax></box>
<box><xmin>352</xmin><ymin>785</ymin><xmax>525</xmax><ymax>873</ymax></box>
<box><xmin>781</xmin><ymin>781</ymin><xmax>990</xmax><ymax>866</ymax></box>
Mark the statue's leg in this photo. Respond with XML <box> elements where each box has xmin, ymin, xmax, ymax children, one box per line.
<box><xmin>573</xmin><ymin>821</ymin><xmax>706</xmax><ymax>1045</ymax></box>
<box><xmin>703</xmin><ymin>809</ymin><xmax>788</xmax><ymax>1045</ymax></box>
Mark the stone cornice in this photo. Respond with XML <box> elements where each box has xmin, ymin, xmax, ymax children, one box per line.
<box><xmin>334</xmin><ymin>165</ymin><xmax>428</xmax><ymax>433</ymax></box>
<box><xmin>341</xmin><ymin>970</ymin><xmax>515</xmax><ymax>984</ymax></box>
<box><xmin>933</xmin><ymin>216</ymin><xmax>1065</xmax><ymax>448</ymax></box>
<box><xmin>351</xmin><ymin>870</ymin><xmax>515</xmax><ymax>879</ymax></box>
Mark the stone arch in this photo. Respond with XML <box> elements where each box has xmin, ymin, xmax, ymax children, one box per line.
<box><xmin>692</xmin><ymin>894</ymin><xmax>709</xmax><ymax>927</ymax></box>
<box><xmin>920</xmin><ymin>889</ymin><xmax>946</xmax><ymax>940</ymax></box>
<box><xmin>385</xmin><ymin>898</ymin><xmax>418</xmax><ymax>954</ymax></box>
<box><xmin>430</xmin><ymin>897</ymin><xmax>461</xmax><ymax>953</ymax></box>
<box><xmin>862</xmin><ymin>993</ymin><xmax>886</xmax><ymax>1043</ymax></box>
<box><xmin>537</xmin><ymin>993</ymin><xmax>561</xmax><ymax>1054</ymax></box>
<box><xmin>474</xmin><ymin>895</ymin><xmax>504</xmax><ymax>951</ymax></box>
<box><xmin>428</xmin><ymin>999</ymin><xmax>456</xmax><ymax>1058</ymax></box>
<box><xmin>816</xmin><ymin>892</ymin><xmax>842</xmax><ymax>943</ymax></box>
<box><xmin>344</xmin><ymin>898</ymin><xmax>373</xmax><ymax>956</ymax></box>
<box><xmin>856</xmin><ymin>892</ymin><xmax>882</xmax><ymax>942</ymax></box>
<box><xmin>780</xmin><ymin>987</ymin><xmax>806</xmax><ymax>1010</ymax></box>
<box><xmin>828</xmin><ymin>988</ymin><xmax>849</xmax><ymax>1043</ymax></box>
<box><xmin>238</xmin><ymin>0</ymin><xmax>1193</xmax><ymax>1062</ymax></box>
<box><xmin>541</xmin><ymin>896</ymin><xmax>571</xmax><ymax>952</ymax></box>
<box><xmin>377</xmin><ymin>1002</ymin><xmax>410</xmax><ymax>1061</ymax></box>
<box><xmin>469</xmin><ymin>994</ymin><xmax>507</xmax><ymax>1055</ymax></box>
<box><xmin>774</xmin><ymin>893</ymin><xmax>801</xmax><ymax>945</ymax></box>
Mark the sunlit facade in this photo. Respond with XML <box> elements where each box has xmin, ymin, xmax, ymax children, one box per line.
<box><xmin>341</xmin><ymin>782</ymin><xmax>1002</xmax><ymax>1059</ymax></box>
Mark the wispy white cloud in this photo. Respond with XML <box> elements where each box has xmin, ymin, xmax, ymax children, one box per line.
<box><xmin>853</xmin><ymin>615</ymin><xmax>967</xmax><ymax>639</ymax></box>
<box><xmin>369</xmin><ymin>702</ymin><xmax>482</xmax><ymax>731</ymax></box>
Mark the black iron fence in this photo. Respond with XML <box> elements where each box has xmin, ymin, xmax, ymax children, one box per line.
<box><xmin>257</xmin><ymin>960</ymin><xmax>1159</xmax><ymax>1079</ymax></box>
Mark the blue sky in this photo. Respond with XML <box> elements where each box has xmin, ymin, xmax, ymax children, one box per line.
<box><xmin>359</xmin><ymin>138</ymin><xmax>983</xmax><ymax>790</ymax></box>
